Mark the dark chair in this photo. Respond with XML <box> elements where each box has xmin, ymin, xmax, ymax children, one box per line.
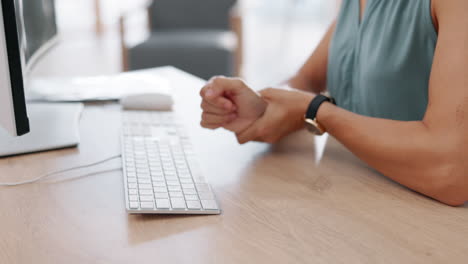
<box><xmin>120</xmin><ymin>0</ymin><xmax>242</xmax><ymax>79</ymax></box>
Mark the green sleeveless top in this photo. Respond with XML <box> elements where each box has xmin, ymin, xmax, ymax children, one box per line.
<box><xmin>327</xmin><ymin>0</ymin><xmax>438</xmax><ymax>121</ymax></box>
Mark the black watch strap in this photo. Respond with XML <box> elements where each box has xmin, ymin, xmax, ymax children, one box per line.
<box><xmin>306</xmin><ymin>95</ymin><xmax>336</xmax><ymax>120</ymax></box>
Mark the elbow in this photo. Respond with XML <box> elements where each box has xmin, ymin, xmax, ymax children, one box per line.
<box><xmin>437</xmin><ymin>196</ymin><xmax>466</xmax><ymax>207</ymax></box>
<box><xmin>428</xmin><ymin>162</ymin><xmax>467</xmax><ymax>207</ymax></box>
<box><xmin>437</xmin><ymin>194</ymin><xmax>467</xmax><ymax>207</ymax></box>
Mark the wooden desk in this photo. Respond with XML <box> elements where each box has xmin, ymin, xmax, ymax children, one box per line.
<box><xmin>0</xmin><ymin>67</ymin><xmax>467</xmax><ymax>264</ymax></box>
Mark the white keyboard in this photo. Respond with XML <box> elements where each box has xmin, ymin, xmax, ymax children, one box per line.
<box><xmin>121</xmin><ymin>111</ymin><xmax>220</xmax><ymax>214</ymax></box>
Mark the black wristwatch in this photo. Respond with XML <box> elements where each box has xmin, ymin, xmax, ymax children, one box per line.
<box><xmin>304</xmin><ymin>94</ymin><xmax>336</xmax><ymax>135</ymax></box>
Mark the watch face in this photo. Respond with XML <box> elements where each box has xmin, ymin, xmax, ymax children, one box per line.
<box><xmin>305</xmin><ymin>119</ymin><xmax>325</xmax><ymax>135</ymax></box>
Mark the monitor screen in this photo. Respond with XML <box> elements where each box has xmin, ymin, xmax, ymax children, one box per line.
<box><xmin>0</xmin><ymin>0</ymin><xmax>57</xmax><ymax>136</ymax></box>
<box><xmin>14</xmin><ymin>0</ymin><xmax>58</xmax><ymax>70</ymax></box>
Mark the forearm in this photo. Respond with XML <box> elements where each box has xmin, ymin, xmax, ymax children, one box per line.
<box><xmin>317</xmin><ymin>103</ymin><xmax>467</xmax><ymax>206</ymax></box>
<box><xmin>287</xmin><ymin>74</ymin><xmax>325</xmax><ymax>94</ymax></box>
<box><xmin>287</xmin><ymin>21</ymin><xmax>336</xmax><ymax>94</ymax></box>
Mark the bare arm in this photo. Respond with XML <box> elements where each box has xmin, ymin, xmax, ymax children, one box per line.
<box><xmin>199</xmin><ymin>0</ymin><xmax>468</xmax><ymax>206</ymax></box>
<box><xmin>287</xmin><ymin>21</ymin><xmax>336</xmax><ymax>93</ymax></box>
<box><xmin>316</xmin><ymin>0</ymin><xmax>468</xmax><ymax>206</ymax></box>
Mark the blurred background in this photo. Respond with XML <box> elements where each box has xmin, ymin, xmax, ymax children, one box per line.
<box><xmin>31</xmin><ymin>0</ymin><xmax>338</xmax><ymax>89</ymax></box>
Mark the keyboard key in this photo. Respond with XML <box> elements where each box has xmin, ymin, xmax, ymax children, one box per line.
<box><xmin>140</xmin><ymin>196</ymin><xmax>154</xmax><ymax>202</ymax></box>
<box><xmin>166</xmin><ymin>180</ymin><xmax>180</xmax><ymax>186</ymax></box>
<box><xmin>169</xmin><ymin>191</ymin><xmax>183</xmax><ymax>198</ymax></box>
<box><xmin>138</xmin><ymin>179</ymin><xmax>151</xmax><ymax>184</ymax></box>
<box><xmin>156</xmin><ymin>199</ymin><xmax>170</xmax><ymax>209</ymax></box>
<box><xmin>183</xmin><ymin>188</ymin><xmax>197</xmax><ymax>195</ymax></box>
<box><xmin>139</xmin><ymin>189</ymin><xmax>153</xmax><ymax>195</ymax></box>
<box><xmin>152</xmin><ymin>176</ymin><xmax>164</xmax><ymax>182</ymax></box>
<box><xmin>179</xmin><ymin>173</ymin><xmax>191</xmax><ymax>179</ymax></box>
<box><xmin>155</xmin><ymin>193</ymin><xmax>169</xmax><ymax>199</ymax></box>
<box><xmin>165</xmin><ymin>171</ymin><xmax>177</xmax><ymax>177</ymax></box>
<box><xmin>154</xmin><ymin>187</ymin><xmax>167</xmax><ymax>193</ymax></box>
<box><xmin>187</xmin><ymin>201</ymin><xmax>201</xmax><ymax>210</ymax></box>
<box><xmin>140</xmin><ymin>202</ymin><xmax>154</xmax><ymax>209</ymax></box>
<box><xmin>171</xmin><ymin>198</ymin><xmax>186</xmax><ymax>209</ymax></box>
<box><xmin>182</xmin><ymin>183</ymin><xmax>195</xmax><ymax>189</ymax></box>
<box><xmin>139</xmin><ymin>184</ymin><xmax>152</xmax><ymax>189</ymax></box>
<box><xmin>153</xmin><ymin>182</ymin><xmax>166</xmax><ymax>187</ymax></box>
<box><xmin>128</xmin><ymin>183</ymin><xmax>137</xmax><ymax>189</ymax></box>
<box><xmin>185</xmin><ymin>195</ymin><xmax>199</xmax><ymax>201</ymax></box>
<box><xmin>168</xmin><ymin>186</ymin><xmax>182</xmax><ymax>191</ymax></box>
<box><xmin>178</xmin><ymin>169</ymin><xmax>190</xmax><ymax>174</ymax></box>
<box><xmin>129</xmin><ymin>202</ymin><xmax>139</xmax><ymax>209</ymax></box>
<box><xmin>201</xmin><ymin>200</ymin><xmax>218</xmax><ymax>210</ymax></box>
<box><xmin>128</xmin><ymin>189</ymin><xmax>138</xmax><ymax>195</ymax></box>
<box><xmin>151</xmin><ymin>171</ymin><xmax>164</xmax><ymax>177</ymax></box>
<box><xmin>137</xmin><ymin>172</ymin><xmax>150</xmax><ymax>178</ymax></box>
<box><xmin>129</xmin><ymin>195</ymin><xmax>138</xmax><ymax>201</ymax></box>
<box><xmin>127</xmin><ymin>178</ymin><xmax>137</xmax><ymax>183</ymax></box>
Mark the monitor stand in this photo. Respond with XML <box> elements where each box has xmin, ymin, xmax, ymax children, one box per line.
<box><xmin>0</xmin><ymin>103</ymin><xmax>83</xmax><ymax>157</ymax></box>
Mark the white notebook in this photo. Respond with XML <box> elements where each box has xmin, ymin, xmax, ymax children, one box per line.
<box><xmin>27</xmin><ymin>71</ymin><xmax>171</xmax><ymax>102</ymax></box>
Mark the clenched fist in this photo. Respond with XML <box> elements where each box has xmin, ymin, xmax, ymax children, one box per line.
<box><xmin>199</xmin><ymin>76</ymin><xmax>267</xmax><ymax>134</ymax></box>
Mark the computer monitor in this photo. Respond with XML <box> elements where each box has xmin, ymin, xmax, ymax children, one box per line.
<box><xmin>0</xmin><ymin>0</ymin><xmax>58</xmax><ymax>136</ymax></box>
<box><xmin>0</xmin><ymin>0</ymin><xmax>82</xmax><ymax>157</ymax></box>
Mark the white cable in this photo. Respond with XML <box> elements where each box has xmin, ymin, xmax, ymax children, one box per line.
<box><xmin>0</xmin><ymin>154</ymin><xmax>122</xmax><ymax>186</ymax></box>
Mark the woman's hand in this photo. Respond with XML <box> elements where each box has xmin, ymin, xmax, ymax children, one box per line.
<box><xmin>236</xmin><ymin>88</ymin><xmax>315</xmax><ymax>144</ymax></box>
<box><xmin>199</xmin><ymin>76</ymin><xmax>267</xmax><ymax>134</ymax></box>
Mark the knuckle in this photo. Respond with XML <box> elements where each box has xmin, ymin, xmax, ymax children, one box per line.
<box><xmin>201</xmin><ymin>112</ymin><xmax>210</xmax><ymax>120</ymax></box>
<box><xmin>201</xmin><ymin>102</ymin><xmax>210</xmax><ymax>111</ymax></box>
<box><xmin>212</xmin><ymin>78</ymin><xmax>220</xmax><ymax>85</ymax></box>
<box><xmin>209</xmin><ymin>75</ymin><xmax>221</xmax><ymax>82</ymax></box>
<box><xmin>211</xmin><ymin>76</ymin><xmax>225</xmax><ymax>85</ymax></box>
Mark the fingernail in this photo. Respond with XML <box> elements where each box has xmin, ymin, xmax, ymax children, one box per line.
<box><xmin>205</xmin><ymin>89</ymin><xmax>214</xmax><ymax>97</ymax></box>
<box><xmin>224</xmin><ymin>102</ymin><xmax>232</xmax><ymax>110</ymax></box>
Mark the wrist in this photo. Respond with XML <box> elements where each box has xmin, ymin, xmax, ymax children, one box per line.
<box><xmin>298</xmin><ymin>93</ymin><xmax>316</xmax><ymax>128</ymax></box>
<box><xmin>303</xmin><ymin>94</ymin><xmax>336</xmax><ymax>135</ymax></box>
<box><xmin>316</xmin><ymin>101</ymin><xmax>335</xmax><ymax>131</ymax></box>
